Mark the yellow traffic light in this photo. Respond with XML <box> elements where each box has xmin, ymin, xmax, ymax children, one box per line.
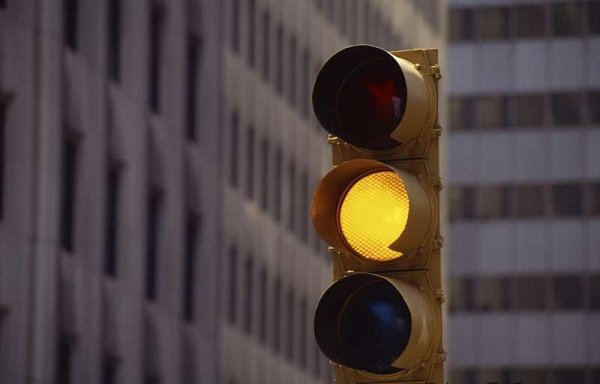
<box><xmin>339</xmin><ymin>170</ymin><xmax>409</xmax><ymax>261</ymax></box>
<box><xmin>311</xmin><ymin>45</ymin><xmax>444</xmax><ymax>384</ymax></box>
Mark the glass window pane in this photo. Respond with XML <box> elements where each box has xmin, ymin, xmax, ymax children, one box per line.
<box><xmin>552</xmin><ymin>184</ymin><xmax>583</xmax><ymax>216</ymax></box>
<box><xmin>552</xmin><ymin>93</ymin><xmax>583</xmax><ymax>125</ymax></box>
<box><xmin>590</xmin><ymin>275</ymin><xmax>600</xmax><ymax>309</ymax></box>
<box><xmin>450</xmin><ymin>97</ymin><xmax>475</xmax><ymax>130</ymax></box>
<box><xmin>449</xmin><ymin>186</ymin><xmax>476</xmax><ymax>221</ymax></box>
<box><xmin>515</xmin><ymin>185</ymin><xmax>545</xmax><ymax>217</ymax></box>
<box><xmin>450</xmin><ymin>9</ymin><xmax>474</xmax><ymax>41</ymax></box>
<box><xmin>477</xmin><ymin>186</ymin><xmax>510</xmax><ymax>219</ymax></box>
<box><xmin>515</xmin><ymin>275</ymin><xmax>548</xmax><ymax>310</ymax></box>
<box><xmin>552</xmin><ymin>2</ymin><xmax>583</xmax><ymax>36</ymax></box>
<box><xmin>479</xmin><ymin>96</ymin><xmax>508</xmax><ymax>129</ymax></box>
<box><xmin>478</xmin><ymin>369</ymin><xmax>505</xmax><ymax>384</ymax></box>
<box><xmin>514</xmin><ymin>94</ymin><xmax>546</xmax><ymax>127</ymax></box>
<box><xmin>516</xmin><ymin>5</ymin><xmax>546</xmax><ymax>38</ymax></box>
<box><xmin>552</xmin><ymin>275</ymin><xmax>583</xmax><ymax>310</ymax></box>
<box><xmin>587</xmin><ymin>183</ymin><xmax>600</xmax><ymax>215</ymax></box>
<box><xmin>590</xmin><ymin>2</ymin><xmax>600</xmax><ymax>34</ymax></box>
<box><xmin>554</xmin><ymin>369</ymin><xmax>585</xmax><ymax>384</ymax></box>
<box><xmin>478</xmin><ymin>7</ymin><xmax>509</xmax><ymax>40</ymax></box>
<box><xmin>589</xmin><ymin>91</ymin><xmax>600</xmax><ymax>124</ymax></box>
<box><xmin>512</xmin><ymin>369</ymin><xmax>550</xmax><ymax>384</ymax></box>
<box><xmin>477</xmin><ymin>277</ymin><xmax>510</xmax><ymax>311</ymax></box>
<box><xmin>449</xmin><ymin>278</ymin><xmax>475</xmax><ymax>311</ymax></box>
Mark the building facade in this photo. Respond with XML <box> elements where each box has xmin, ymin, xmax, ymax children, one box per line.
<box><xmin>0</xmin><ymin>1</ymin><xmax>444</xmax><ymax>384</ymax></box>
<box><xmin>447</xmin><ymin>0</ymin><xmax>600</xmax><ymax>382</ymax></box>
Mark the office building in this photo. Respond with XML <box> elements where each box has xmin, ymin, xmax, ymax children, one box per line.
<box><xmin>447</xmin><ymin>1</ymin><xmax>600</xmax><ymax>382</ymax></box>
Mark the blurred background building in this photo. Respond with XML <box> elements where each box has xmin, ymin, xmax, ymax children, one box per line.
<box><xmin>447</xmin><ymin>0</ymin><xmax>600</xmax><ymax>383</ymax></box>
<box><xmin>0</xmin><ymin>1</ymin><xmax>443</xmax><ymax>384</ymax></box>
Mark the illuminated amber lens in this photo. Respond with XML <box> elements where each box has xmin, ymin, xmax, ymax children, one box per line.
<box><xmin>339</xmin><ymin>171</ymin><xmax>409</xmax><ymax>261</ymax></box>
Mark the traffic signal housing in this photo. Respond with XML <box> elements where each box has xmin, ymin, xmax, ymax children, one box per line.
<box><xmin>311</xmin><ymin>45</ymin><xmax>445</xmax><ymax>383</ymax></box>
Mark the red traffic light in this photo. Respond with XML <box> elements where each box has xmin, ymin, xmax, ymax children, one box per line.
<box><xmin>312</xmin><ymin>45</ymin><xmax>433</xmax><ymax>151</ymax></box>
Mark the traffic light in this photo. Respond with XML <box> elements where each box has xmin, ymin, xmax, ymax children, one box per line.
<box><xmin>311</xmin><ymin>45</ymin><xmax>445</xmax><ymax>383</ymax></box>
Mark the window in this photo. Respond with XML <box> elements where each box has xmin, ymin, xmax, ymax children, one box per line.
<box><xmin>0</xmin><ymin>308</ymin><xmax>5</xmax><ymax>375</ymax></box>
<box><xmin>287</xmin><ymin>160</ymin><xmax>295</xmax><ymax>231</ymax></box>
<box><xmin>514</xmin><ymin>94</ymin><xmax>546</xmax><ymax>127</ymax></box>
<box><xmin>104</xmin><ymin>161</ymin><xmax>121</xmax><ymax>276</ymax></box>
<box><xmin>243</xmin><ymin>257</ymin><xmax>253</xmax><ymax>334</ymax></box>
<box><xmin>0</xmin><ymin>94</ymin><xmax>9</xmax><ymax>220</ymax></box>
<box><xmin>515</xmin><ymin>275</ymin><xmax>548</xmax><ymax>310</ymax></box>
<box><xmin>477</xmin><ymin>186</ymin><xmax>510</xmax><ymax>219</ymax></box>
<box><xmin>288</xmin><ymin>35</ymin><xmax>297</xmax><ymax>106</ymax></box>
<box><xmin>228</xmin><ymin>245</ymin><xmax>238</xmax><ymax>324</ymax></box>
<box><xmin>260</xmin><ymin>137</ymin><xmax>269</xmax><ymax>210</ymax></box>
<box><xmin>275</xmin><ymin>23</ymin><xmax>284</xmax><ymax>94</ymax></box>
<box><xmin>449</xmin><ymin>97</ymin><xmax>475</xmax><ymax>130</ymax></box>
<box><xmin>589</xmin><ymin>91</ymin><xmax>600</xmax><ymax>124</ymax></box>
<box><xmin>261</xmin><ymin>10</ymin><xmax>270</xmax><ymax>81</ymax></box>
<box><xmin>590</xmin><ymin>2</ymin><xmax>600</xmax><ymax>34</ymax></box>
<box><xmin>63</xmin><ymin>0</ymin><xmax>78</xmax><ymax>49</ymax></box>
<box><xmin>449</xmin><ymin>278</ymin><xmax>475</xmax><ymax>311</ymax></box>
<box><xmin>301</xmin><ymin>48</ymin><xmax>310</xmax><ymax>118</ymax></box>
<box><xmin>145</xmin><ymin>188</ymin><xmax>162</xmax><ymax>300</ymax></box>
<box><xmin>299</xmin><ymin>297</ymin><xmax>308</xmax><ymax>368</ymax></box>
<box><xmin>511</xmin><ymin>369</ymin><xmax>550</xmax><ymax>384</ymax></box>
<box><xmin>516</xmin><ymin>5</ymin><xmax>546</xmax><ymax>38</ymax></box>
<box><xmin>144</xmin><ymin>373</ymin><xmax>161</xmax><ymax>384</ymax></box>
<box><xmin>272</xmin><ymin>278</ymin><xmax>281</xmax><ymax>351</ymax></box>
<box><xmin>552</xmin><ymin>92</ymin><xmax>583</xmax><ymax>125</ymax></box>
<box><xmin>552</xmin><ymin>275</ymin><xmax>583</xmax><ymax>310</ymax></box>
<box><xmin>477</xmin><ymin>7</ymin><xmax>509</xmax><ymax>40</ymax></box>
<box><xmin>231</xmin><ymin>0</ymin><xmax>240</xmax><ymax>52</ymax></box>
<box><xmin>552</xmin><ymin>2</ymin><xmax>583</xmax><ymax>36</ymax></box>
<box><xmin>449</xmin><ymin>9</ymin><xmax>474</xmax><ymax>41</ymax></box>
<box><xmin>448</xmin><ymin>186</ymin><xmax>476</xmax><ymax>221</ymax></box>
<box><xmin>286</xmin><ymin>287</ymin><xmax>294</xmax><ymax>360</ymax></box>
<box><xmin>478</xmin><ymin>369</ymin><xmax>509</xmax><ymax>384</ymax></box>
<box><xmin>299</xmin><ymin>171</ymin><xmax>309</xmax><ymax>241</ymax></box>
<box><xmin>258</xmin><ymin>267</ymin><xmax>267</xmax><ymax>343</ymax></box>
<box><xmin>554</xmin><ymin>369</ymin><xmax>585</xmax><ymax>384</ymax></box>
<box><xmin>325</xmin><ymin>0</ymin><xmax>334</xmax><ymax>21</ymax></box>
<box><xmin>552</xmin><ymin>184</ymin><xmax>583</xmax><ymax>216</ymax></box>
<box><xmin>590</xmin><ymin>275</ymin><xmax>600</xmax><ymax>309</ymax></box>
<box><xmin>55</xmin><ymin>333</ymin><xmax>74</xmax><ymax>384</ymax></box>
<box><xmin>587</xmin><ymin>182</ymin><xmax>600</xmax><ymax>215</ymax></box>
<box><xmin>245</xmin><ymin>126</ymin><xmax>255</xmax><ymax>199</ymax></box>
<box><xmin>514</xmin><ymin>185</ymin><xmax>545</xmax><ymax>217</ymax></box>
<box><xmin>337</xmin><ymin>0</ymin><xmax>347</xmax><ymax>37</ymax></box>
<box><xmin>477</xmin><ymin>278</ymin><xmax>510</xmax><ymax>311</ymax></box>
<box><xmin>274</xmin><ymin>149</ymin><xmax>282</xmax><ymax>221</ymax></box>
<box><xmin>60</xmin><ymin>133</ymin><xmax>79</xmax><ymax>252</ymax></box>
<box><xmin>311</xmin><ymin>340</ymin><xmax>321</xmax><ymax>377</ymax></box>
<box><xmin>229</xmin><ymin>112</ymin><xmax>239</xmax><ymax>188</ymax></box>
<box><xmin>478</xmin><ymin>95</ymin><xmax>507</xmax><ymax>129</ymax></box>
<box><xmin>183</xmin><ymin>213</ymin><xmax>200</xmax><ymax>322</ymax></box>
<box><xmin>363</xmin><ymin>2</ymin><xmax>370</xmax><ymax>42</ymax></box>
<box><xmin>148</xmin><ymin>3</ymin><xmax>164</xmax><ymax>112</ymax></box>
<box><xmin>186</xmin><ymin>35</ymin><xmax>202</xmax><ymax>141</ymax></box>
<box><xmin>449</xmin><ymin>370</ymin><xmax>478</xmax><ymax>384</ymax></box>
<box><xmin>247</xmin><ymin>0</ymin><xmax>256</xmax><ymax>67</ymax></box>
<box><xmin>102</xmin><ymin>354</ymin><xmax>119</xmax><ymax>384</ymax></box>
<box><xmin>107</xmin><ymin>0</ymin><xmax>121</xmax><ymax>81</ymax></box>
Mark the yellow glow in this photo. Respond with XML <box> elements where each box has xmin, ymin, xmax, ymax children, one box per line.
<box><xmin>339</xmin><ymin>171</ymin><xmax>409</xmax><ymax>261</ymax></box>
